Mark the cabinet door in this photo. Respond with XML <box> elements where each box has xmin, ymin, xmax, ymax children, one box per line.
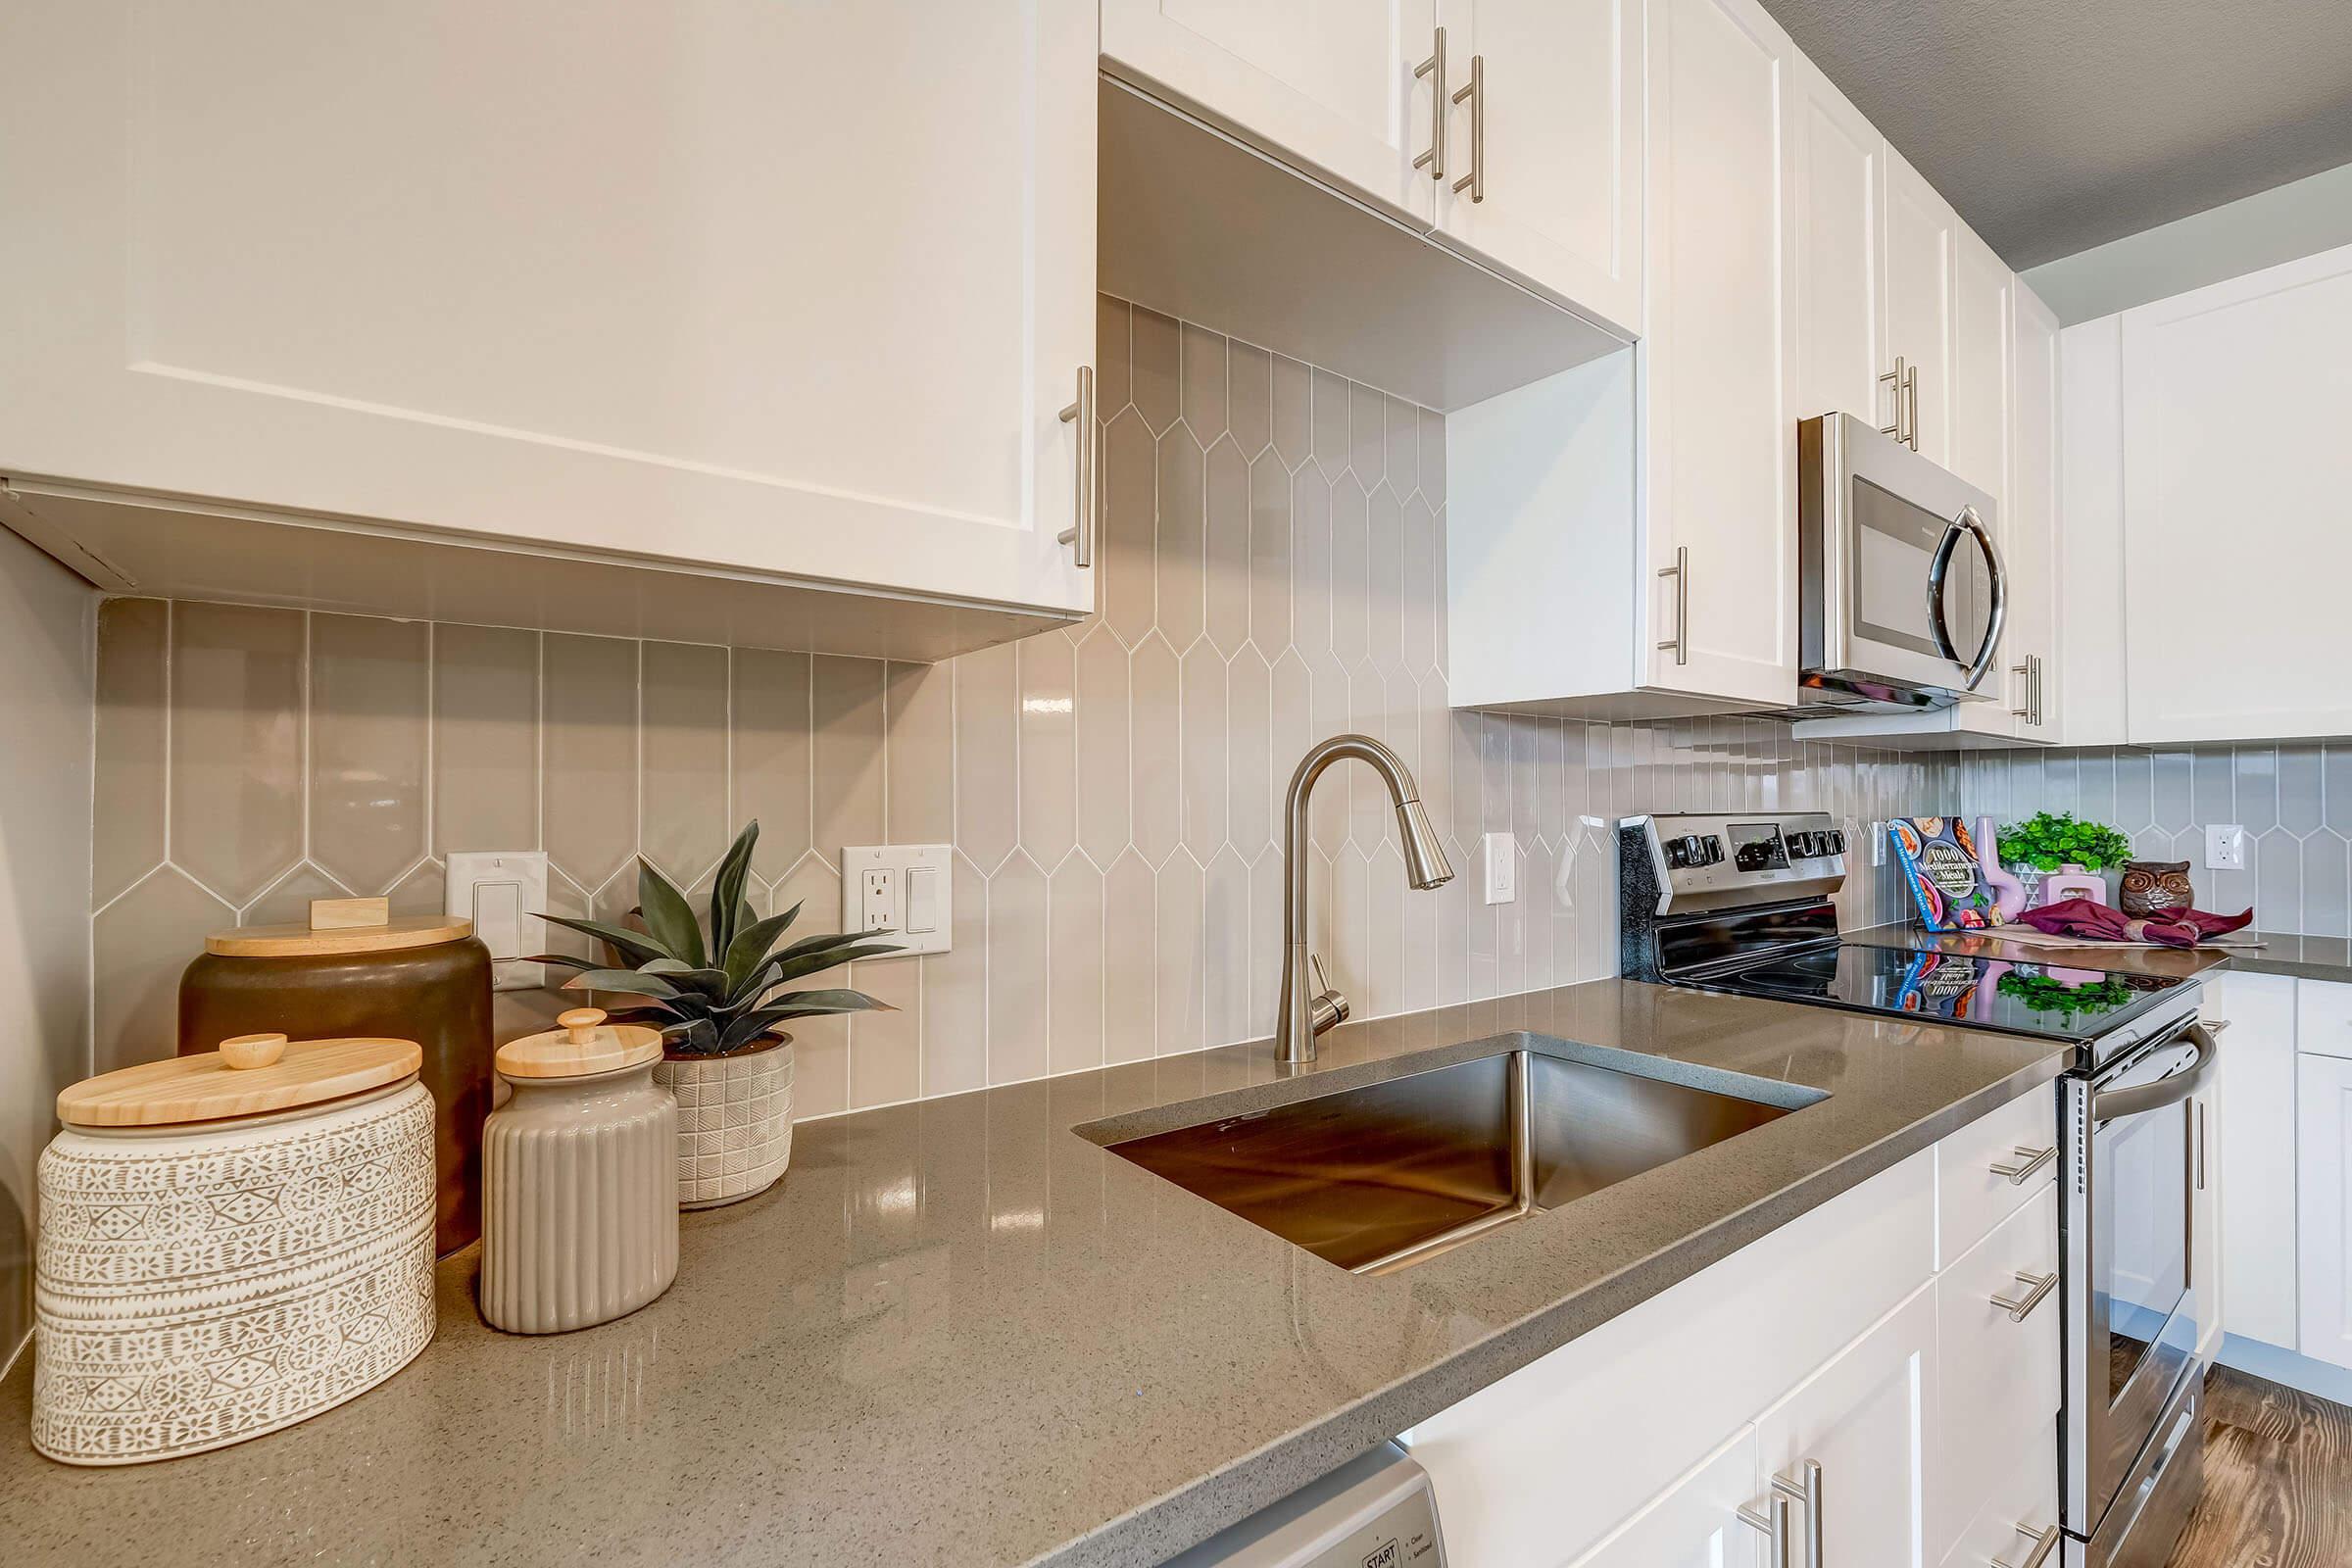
<box><xmin>1882</xmin><ymin>143</ymin><xmax>1956</xmax><ymax>465</ymax></box>
<box><xmin>1102</xmin><ymin>0</ymin><xmax>1437</xmax><ymax>224</ymax></box>
<box><xmin>1934</xmin><ymin>1184</ymin><xmax>2062</xmax><ymax>1564</ymax></box>
<box><xmin>2007</xmin><ymin>283</ymin><xmax>2063</xmax><ymax>743</ymax></box>
<box><xmin>2122</xmin><ymin>244</ymin><xmax>2352</xmax><ymax>743</ymax></box>
<box><xmin>1948</xmin><ymin>225</ymin><xmax>2012</xmax><ymax>505</ymax></box>
<box><xmin>2057</xmin><ymin>316</ymin><xmax>2129</xmax><ymax>746</ymax></box>
<box><xmin>1567</xmin><ymin>1430</ymin><xmax>1763</xmax><ymax>1568</ymax></box>
<box><xmin>1791</xmin><ymin>55</ymin><xmax>1884</xmax><ymax>425</ymax></box>
<box><xmin>1642</xmin><ymin>0</ymin><xmax>1796</xmax><ymax>708</ymax></box>
<box><xmin>2300</xmin><ymin>1054</ymin><xmax>2352</xmax><ymax>1371</ymax></box>
<box><xmin>1756</xmin><ymin>1282</ymin><xmax>1938</xmax><ymax>1568</ymax></box>
<box><xmin>2219</xmin><ymin>971</ymin><xmax>2301</xmax><ymax>1348</ymax></box>
<box><xmin>1430</xmin><ymin>0</ymin><xmax>1642</xmax><ymax>333</ymax></box>
<box><xmin>0</xmin><ymin>0</ymin><xmax>1096</xmax><ymax>614</ymax></box>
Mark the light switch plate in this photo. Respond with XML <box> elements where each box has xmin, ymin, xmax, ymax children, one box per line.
<box><xmin>446</xmin><ymin>850</ymin><xmax>549</xmax><ymax>991</ymax></box>
<box><xmin>840</xmin><ymin>844</ymin><xmax>952</xmax><ymax>956</ymax></box>
<box><xmin>2205</xmin><ymin>823</ymin><xmax>2248</xmax><ymax>871</ymax></box>
<box><xmin>1482</xmin><ymin>832</ymin><xmax>1516</xmax><ymax>906</ymax></box>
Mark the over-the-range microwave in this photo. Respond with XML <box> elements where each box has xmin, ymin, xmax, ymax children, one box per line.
<box><xmin>1795</xmin><ymin>412</ymin><xmax>2005</xmax><ymax>713</ymax></box>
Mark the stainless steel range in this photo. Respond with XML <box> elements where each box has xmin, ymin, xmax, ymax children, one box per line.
<box><xmin>1620</xmin><ymin>811</ymin><xmax>2216</xmax><ymax>1568</ymax></box>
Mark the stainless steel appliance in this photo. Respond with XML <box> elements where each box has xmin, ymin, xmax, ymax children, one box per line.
<box><xmin>1620</xmin><ymin>812</ymin><xmax>2212</xmax><ymax>1568</ymax></box>
<box><xmin>1163</xmin><ymin>1441</ymin><xmax>1446</xmax><ymax>1566</ymax></box>
<box><xmin>1797</xmin><ymin>412</ymin><xmax>2008</xmax><ymax>712</ymax></box>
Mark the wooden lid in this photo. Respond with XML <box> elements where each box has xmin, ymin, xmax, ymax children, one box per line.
<box><xmin>495</xmin><ymin>1007</ymin><xmax>662</xmax><ymax>1080</ymax></box>
<box><xmin>58</xmin><ymin>1033</ymin><xmax>423</xmax><ymax>1128</ymax></box>
<box><xmin>206</xmin><ymin>912</ymin><xmax>472</xmax><ymax>957</ymax></box>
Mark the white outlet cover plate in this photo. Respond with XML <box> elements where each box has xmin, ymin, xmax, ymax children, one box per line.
<box><xmin>839</xmin><ymin>845</ymin><xmax>952</xmax><ymax>956</ymax></box>
<box><xmin>2204</xmin><ymin>823</ymin><xmax>2248</xmax><ymax>871</ymax></box>
<box><xmin>446</xmin><ymin>850</ymin><xmax>549</xmax><ymax>992</ymax></box>
<box><xmin>1482</xmin><ymin>832</ymin><xmax>1516</xmax><ymax>906</ymax></box>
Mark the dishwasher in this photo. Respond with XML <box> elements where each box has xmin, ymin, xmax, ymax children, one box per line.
<box><xmin>1164</xmin><ymin>1442</ymin><xmax>1447</xmax><ymax>1566</ymax></box>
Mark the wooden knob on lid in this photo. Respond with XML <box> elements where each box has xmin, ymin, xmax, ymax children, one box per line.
<box><xmin>219</xmin><ymin>1032</ymin><xmax>289</xmax><ymax>1069</ymax></box>
<box><xmin>559</xmin><ymin>1007</ymin><xmax>606</xmax><ymax>1045</ymax></box>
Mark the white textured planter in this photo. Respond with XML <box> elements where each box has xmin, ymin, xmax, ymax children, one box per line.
<box><xmin>33</xmin><ymin>1083</ymin><xmax>436</xmax><ymax>1464</ymax></box>
<box><xmin>653</xmin><ymin>1039</ymin><xmax>794</xmax><ymax>1208</ymax></box>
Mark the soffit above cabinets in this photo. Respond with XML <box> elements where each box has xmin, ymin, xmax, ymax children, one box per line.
<box><xmin>1098</xmin><ymin>77</ymin><xmax>1626</xmax><ymax>413</ymax></box>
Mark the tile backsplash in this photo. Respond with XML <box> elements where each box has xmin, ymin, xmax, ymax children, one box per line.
<box><xmin>86</xmin><ymin>298</ymin><xmax>1937</xmax><ymax>1113</ymax></box>
<box><xmin>1957</xmin><ymin>743</ymin><xmax>2352</xmax><ymax>934</ymax></box>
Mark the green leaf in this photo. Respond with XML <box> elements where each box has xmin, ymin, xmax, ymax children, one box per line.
<box><xmin>535</xmin><ymin>914</ymin><xmax>676</xmax><ymax>967</ymax></box>
<box><xmin>771</xmin><ymin>937</ymin><xmax>903</xmax><ymax>984</ymax></box>
<box><xmin>709</xmin><ymin>821</ymin><xmax>760</xmax><ymax>955</ymax></box>
<box><xmin>663</xmin><ymin>1017</ymin><xmax>722</xmax><ymax>1054</ymax></box>
<box><xmin>764</xmin><ymin>987</ymin><xmax>895</xmax><ymax>1013</ymax></box>
<box><xmin>720</xmin><ymin>910</ymin><xmax>799</xmax><ymax>989</ymax></box>
<box><xmin>635</xmin><ymin>859</ymin><xmax>706</xmax><ymax>968</ymax></box>
<box><xmin>563</xmin><ymin>968</ymin><xmax>681</xmax><ymax>996</ymax></box>
<box><xmin>640</xmin><ymin>957</ymin><xmax>695</xmax><ymax>974</ymax></box>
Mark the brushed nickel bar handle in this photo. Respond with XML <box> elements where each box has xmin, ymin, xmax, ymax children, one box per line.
<box><xmin>1991</xmin><ymin>1269</ymin><xmax>2058</xmax><ymax>1322</ymax></box>
<box><xmin>1880</xmin><ymin>356</ymin><xmax>1907</xmax><ymax>441</ymax></box>
<box><xmin>1657</xmin><ymin>546</ymin><xmax>1689</xmax><ymax>666</ymax></box>
<box><xmin>2010</xmin><ymin>662</ymin><xmax>2032</xmax><ymax>718</ymax></box>
<box><xmin>2032</xmin><ymin>655</ymin><xmax>2044</xmax><ymax>728</ymax></box>
<box><xmin>1906</xmin><ymin>362</ymin><xmax>1921</xmax><ymax>450</ymax></box>
<box><xmin>1990</xmin><ymin>1144</ymin><xmax>2056</xmax><ymax>1185</ymax></box>
<box><xmin>2197</xmin><ymin>1099</ymin><xmax>2208</xmax><ymax>1192</ymax></box>
<box><xmin>1451</xmin><ymin>54</ymin><xmax>1485</xmax><ymax>201</ymax></box>
<box><xmin>1766</xmin><ymin>1460</ymin><xmax>1824</xmax><ymax>1568</ymax></box>
<box><xmin>1737</xmin><ymin>1491</ymin><xmax>1792</xmax><ymax>1568</ymax></box>
<box><xmin>1993</xmin><ymin>1520</ymin><xmax>2062</xmax><ymax>1568</ymax></box>
<box><xmin>1413</xmin><ymin>29</ymin><xmax>1446</xmax><ymax>181</ymax></box>
<box><xmin>1056</xmin><ymin>366</ymin><xmax>1095</xmax><ymax>568</ymax></box>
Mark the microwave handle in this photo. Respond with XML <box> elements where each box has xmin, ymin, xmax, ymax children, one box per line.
<box><xmin>1925</xmin><ymin>505</ymin><xmax>2006</xmax><ymax>692</ymax></box>
<box><xmin>2092</xmin><ymin>1023</ymin><xmax>2217</xmax><ymax>1121</ymax></box>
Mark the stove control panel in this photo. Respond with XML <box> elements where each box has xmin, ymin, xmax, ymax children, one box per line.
<box><xmin>1621</xmin><ymin>811</ymin><xmax>1849</xmax><ymax>916</ymax></box>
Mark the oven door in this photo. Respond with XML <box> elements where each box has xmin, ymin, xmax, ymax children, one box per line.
<box><xmin>2064</xmin><ymin>1021</ymin><xmax>2216</xmax><ymax>1544</ymax></box>
<box><xmin>1799</xmin><ymin>412</ymin><xmax>2006</xmax><ymax>708</ymax></box>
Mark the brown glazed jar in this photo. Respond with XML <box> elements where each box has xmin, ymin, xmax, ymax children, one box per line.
<box><xmin>178</xmin><ymin>913</ymin><xmax>493</xmax><ymax>1256</ymax></box>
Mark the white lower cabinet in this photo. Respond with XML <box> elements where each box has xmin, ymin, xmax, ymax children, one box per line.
<box><xmin>1566</xmin><ymin>1430</ymin><xmax>1762</xmax><ymax>1568</ymax></box>
<box><xmin>1757</xmin><ymin>1281</ymin><xmax>1938</xmax><ymax>1568</ymax></box>
<box><xmin>1939</xmin><ymin>1434</ymin><xmax>2062</xmax><ymax>1568</ymax></box>
<box><xmin>2297</xmin><ymin>1053</ymin><xmax>2352</xmax><ymax>1372</ymax></box>
<box><xmin>1408</xmin><ymin>1089</ymin><xmax>2064</xmax><ymax>1567</ymax></box>
<box><xmin>2216</xmin><ymin>971</ymin><xmax>2300</xmax><ymax>1349</ymax></box>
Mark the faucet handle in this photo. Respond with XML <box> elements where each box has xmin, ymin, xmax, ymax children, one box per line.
<box><xmin>1308</xmin><ymin>954</ymin><xmax>1350</xmax><ymax>1035</ymax></box>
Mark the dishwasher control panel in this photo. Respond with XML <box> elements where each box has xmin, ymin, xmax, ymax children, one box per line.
<box><xmin>1163</xmin><ymin>1442</ymin><xmax>1446</xmax><ymax>1567</ymax></box>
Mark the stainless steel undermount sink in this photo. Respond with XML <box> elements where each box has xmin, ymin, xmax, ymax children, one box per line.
<box><xmin>1103</xmin><ymin>1048</ymin><xmax>1814</xmax><ymax>1274</ymax></box>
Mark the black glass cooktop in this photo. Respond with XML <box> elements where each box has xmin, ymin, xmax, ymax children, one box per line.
<box><xmin>1701</xmin><ymin>941</ymin><xmax>2191</xmax><ymax>1042</ymax></box>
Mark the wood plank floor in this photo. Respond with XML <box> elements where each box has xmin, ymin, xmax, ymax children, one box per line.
<box><xmin>2165</xmin><ymin>1364</ymin><xmax>2352</xmax><ymax>1567</ymax></box>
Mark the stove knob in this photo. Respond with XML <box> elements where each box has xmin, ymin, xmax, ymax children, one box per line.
<box><xmin>1828</xmin><ymin>830</ymin><xmax>1846</xmax><ymax>856</ymax></box>
<box><xmin>1677</xmin><ymin>834</ymin><xmax>1707</xmax><ymax>868</ymax></box>
<box><xmin>1700</xmin><ymin>835</ymin><xmax>1724</xmax><ymax>864</ymax></box>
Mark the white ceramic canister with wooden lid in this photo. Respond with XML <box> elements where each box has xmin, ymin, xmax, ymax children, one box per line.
<box><xmin>481</xmin><ymin>1008</ymin><xmax>678</xmax><ymax>1334</ymax></box>
<box><xmin>34</xmin><ymin>1032</ymin><xmax>436</xmax><ymax>1465</ymax></box>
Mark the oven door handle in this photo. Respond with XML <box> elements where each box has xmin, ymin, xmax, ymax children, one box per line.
<box><xmin>2091</xmin><ymin>1023</ymin><xmax>2216</xmax><ymax>1121</ymax></box>
<box><xmin>1925</xmin><ymin>505</ymin><xmax>2006</xmax><ymax>693</ymax></box>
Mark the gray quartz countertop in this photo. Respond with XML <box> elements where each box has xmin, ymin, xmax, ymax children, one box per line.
<box><xmin>1860</xmin><ymin>920</ymin><xmax>2352</xmax><ymax>985</ymax></box>
<box><xmin>1</xmin><ymin>979</ymin><xmax>2076</xmax><ymax>1568</ymax></box>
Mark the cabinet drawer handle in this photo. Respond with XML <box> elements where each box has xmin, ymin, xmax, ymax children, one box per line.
<box><xmin>2030</xmin><ymin>655</ymin><xmax>2043</xmax><ymax>728</ymax></box>
<box><xmin>1737</xmin><ymin>1491</ymin><xmax>1792</xmax><ymax>1568</ymax></box>
<box><xmin>1450</xmin><ymin>53</ymin><xmax>1485</xmax><ymax>202</ymax></box>
<box><xmin>1989</xmin><ymin>1144</ymin><xmax>2055</xmax><ymax>1185</ymax></box>
<box><xmin>1880</xmin><ymin>356</ymin><xmax>1908</xmax><ymax>442</ymax></box>
<box><xmin>1992</xmin><ymin>1520</ymin><xmax>2061</xmax><ymax>1568</ymax></box>
<box><xmin>1739</xmin><ymin>1461</ymin><xmax>1819</xmax><ymax>1568</ymax></box>
<box><xmin>2008</xmin><ymin>662</ymin><xmax>2032</xmax><ymax>718</ymax></box>
<box><xmin>1657</xmin><ymin>545</ymin><xmax>1689</xmax><ymax>665</ymax></box>
<box><xmin>1412</xmin><ymin>28</ymin><xmax>1446</xmax><ymax>181</ymax></box>
<box><xmin>1056</xmin><ymin>366</ymin><xmax>1095</xmax><ymax>568</ymax></box>
<box><xmin>1991</xmin><ymin>1269</ymin><xmax>2058</xmax><ymax>1322</ymax></box>
<box><xmin>1905</xmin><ymin>362</ymin><xmax>1921</xmax><ymax>451</ymax></box>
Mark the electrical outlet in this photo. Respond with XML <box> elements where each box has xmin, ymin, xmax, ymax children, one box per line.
<box><xmin>446</xmin><ymin>850</ymin><xmax>548</xmax><ymax>992</ymax></box>
<box><xmin>839</xmin><ymin>845</ymin><xmax>953</xmax><ymax>956</ymax></box>
<box><xmin>2204</xmin><ymin>823</ymin><xmax>2248</xmax><ymax>871</ymax></box>
<box><xmin>1870</xmin><ymin>822</ymin><xmax>1886</xmax><ymax>867</ymax></box>
<box><xmin>1482</xmin><ymin>833</ymin><xmax>1516</xmax><ymax>906</ymax></box>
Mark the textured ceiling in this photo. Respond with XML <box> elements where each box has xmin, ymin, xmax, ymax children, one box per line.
<box><xmin>1761</xmin><ymin>0</ymin><xmax>2352</xmax><ymax>268</ymax></box>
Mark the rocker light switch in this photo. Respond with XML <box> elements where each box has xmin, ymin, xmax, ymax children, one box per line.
<box><xmin>839</xmin><ymin>845</ymin><xmax>953</xmax><ymax>956</ymax></box>
<box><xmin>446</xmin><ymin>850</ymin><xmax>548</xmax><ymax>992</ymax></box>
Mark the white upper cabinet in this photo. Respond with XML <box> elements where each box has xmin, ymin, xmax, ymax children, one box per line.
<box><xmin>1949</xmin><ymin>224</ymin><xmax>2013</xmax><ymax>507</ymax></box>
<box><xmin>2007</xmin><ymin>281</ymin><xmax>2062</xmax><ymax>742</ymax></box>
<box><xmin>1430</xmin><ymin>0</ymin><xmax>1643</xmax><ymax>332</ymax></box>
<box><xmin>1791</xmin><ymin>56</ymin><xmax>1883</xmax><ymax>425</ymax></box>
<box><xmin>1641</xmin><ymin>0</ymin><xmax>1797</xmax><ymax>707</ymax></box>
<box><xmin>1101</xmin><ymin>0</ymin><xmax>1439</xmax><ymax>225</ymax></box>
<box><xmin>2122</xmin><ymin>242</ymin><xmax>2352</xmax><ymax>744</ymax></box>
<box><xmin>2057</xmin><ymin>316</ymin><xmax>2131</xmax><ymax>746</ymax></box>
<box><xmin>0</xmin><ymin>0</ymin><xmax>1097</xmax><ymax>645</ymax></box>
<box><xmin>1881</xmin><ymin>143</ymin><xmax>1957</xmax><ymax>465</ymax></box>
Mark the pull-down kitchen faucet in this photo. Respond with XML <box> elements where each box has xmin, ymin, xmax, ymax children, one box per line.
<box><xmin>1275</xmin><ymin>734</ymin><xmax>1453</xmax><ymax>1066</ymax></box>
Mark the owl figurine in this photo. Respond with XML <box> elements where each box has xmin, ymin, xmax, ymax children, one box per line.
<box><xmin>2118</xmin><ymin>859</ymin><xmax>2196</xmax><ymax>916</ymax></box>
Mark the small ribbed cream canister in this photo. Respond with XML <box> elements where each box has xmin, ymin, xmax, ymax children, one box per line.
<box><xmin>481</xmin><ymin>1008</ymin><xmax>677</xmax><ymax>1334</ymax></box>
<box><xmin>35</xmin><ymin>1032</ymin><xmax>435</xmax><ymax>1464</ymax></box>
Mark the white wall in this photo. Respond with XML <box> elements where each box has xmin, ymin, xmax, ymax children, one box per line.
<box><xmin>0</xmin><ymin>527</ymin><xmax>95</xmax><ymax>1371</ymax></box>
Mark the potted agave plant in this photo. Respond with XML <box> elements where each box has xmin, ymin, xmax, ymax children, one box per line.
<box><xmin>533</xmin><ymin>821</ymin><xmax>896</xmax><ymax>1208</ymax></box>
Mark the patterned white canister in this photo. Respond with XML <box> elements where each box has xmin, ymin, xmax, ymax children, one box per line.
<box><xmin>653</xmin><ymin>1039</ymin><xmax>794</xmax><ymax>1208</ymax></box>
<box><xmin>34</xmin><ymin>1033</ymin><xmax>436</xmax><ymax>1465</ymax></box>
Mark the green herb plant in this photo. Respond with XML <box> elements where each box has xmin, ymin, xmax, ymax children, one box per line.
<box><xmin>1994</xmin><ymin>811</ymin><xmax>2134</xmax><ymax>873</ymax></box>
<box><xmin>530</xmin><ymin>820</ymin><xmax>896</xmax><ymax>1056</ymax></box>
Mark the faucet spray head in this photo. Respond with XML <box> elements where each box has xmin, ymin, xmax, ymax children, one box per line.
<box><xmin>1395</xmin><ymin>799</ymin><xmax>1454</xmax><ymax>891</ymax></box>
